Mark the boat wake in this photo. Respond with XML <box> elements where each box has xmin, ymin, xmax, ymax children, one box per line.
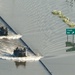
<box><xmin>0</xmin><ymin>55</ymin><xmax>42</xmax><ymax>62</ymax></box>
<box><xmin>44</xmin><ymin>52</ymin><xmax>75</xmax><ymax>59</ymax></box>
<box><xmin>0</xmin><ymin>34</ymin><xmax>22</xmax><ymax>40</ymax></box>
<box><xmin>0</xmin><ymin>48</ymin><xmax>42</xmax><ymax>62</ymax></box>
<box><xmin>0</xmin><ymin>33</ymin><xmax>42</xmax><ymax>62</ymax></box>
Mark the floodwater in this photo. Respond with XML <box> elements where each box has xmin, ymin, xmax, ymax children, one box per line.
<box><xmin>0</xmin><ymin>60</ymin><xmax>49</xmax><ymax>75</ymax></box>
<box><xmin>0</xmin><ymin>17</ymin><xmax>49</xmax><ymax>75</ymax></box>
<box><xmin>0</xmin><ymin>0</ymin><xmax>75</xmax><ymax>75</ymax></box>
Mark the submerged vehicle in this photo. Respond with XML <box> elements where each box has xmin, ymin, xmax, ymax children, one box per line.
<box><xmin>0</xmin><ymin>26</ymin><xmax>8</xmax><ymax>36</ymax></box>
<box><xmin>14</xmin><ymin>47</ymin><xmax>27</xmax><ymax>57</ymax></box>
<box><xmin>15</xmin><ymin>61</ymin><xmax>26</xmax><ymax>68</ymax></box>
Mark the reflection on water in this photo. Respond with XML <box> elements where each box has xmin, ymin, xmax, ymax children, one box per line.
<box><xmin>65</xmin><ymin>41</ymin><xmax>74</xmax><ymax>47</ymax></box>
<box><xmin>66</xmin><ymin>47</ymin><xmax>75</xmax><ymax>52</ymax></box>
<box><xmin>65</xmin><ymin>34</ymin><xmax>75</xmax><ymax>52</ymax></box>
<box><xmin>14</xmin><ymin>61</ymin><xmax>26</xmax><ymax>68</ymax></box>
<box><xmin>66</xmin><ymin>0</ymin><xmax>75</xmax><ymax>7</ymax></box>
<box><xmin>65</xmin><ymin>37</ymin><xmax>74</xmax><ymax>47</ymax></box>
